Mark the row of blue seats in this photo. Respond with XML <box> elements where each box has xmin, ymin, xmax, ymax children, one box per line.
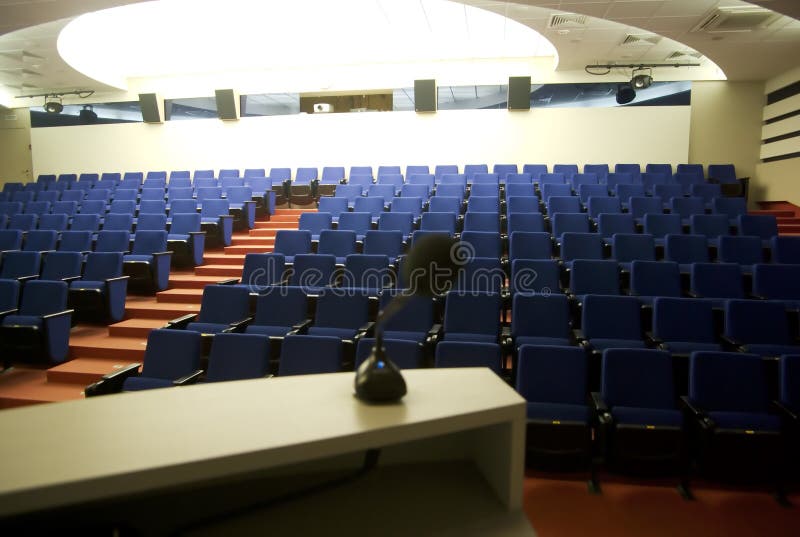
<box><xmin>0</xmin><ymin>199</ymin><xmax>236</xmax><ymax>247</ymax></box>
<box><xmin>0</xmin><ymin>215</ymin><xmax>205</xmax><ymax>267</ymax></box>
<box><xmin>0</xmin><ymin>231</ymin><xmax>172</xmax><ymax>293</ymax></box>
<box><xmin>300</xmin><ymin>207</ymin><xmax>767</xmax><ymax>242</ymax></box>
<box><xmin>79</xmin><ymin>324</ymin><xmax>799</xmax><ymax>495</ymax></box>
<box><xmin>30</xmin><ymin>163</ymin><xmax>742</xmax><ymax>185</ymax></box>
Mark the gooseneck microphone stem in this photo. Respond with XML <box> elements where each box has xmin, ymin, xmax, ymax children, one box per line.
<box><xmin>372</xmin><ymin>291</ymin><xmax>412</xmax><ymax>355</ymax></box>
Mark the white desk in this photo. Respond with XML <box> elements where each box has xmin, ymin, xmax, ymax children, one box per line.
<box><xmin>0</xmin><ymin>368</ymin><xmax>529</xmax><ymax>534</ymax></box>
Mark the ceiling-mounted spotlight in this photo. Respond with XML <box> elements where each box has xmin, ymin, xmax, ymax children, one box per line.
<box><xmin>631</xmin><ymin>68</ymin><xmax>653</xmax><ymax>89</ymax></box>
<box><xmin>616</xmin><ymin>83</ymin><xmax>636</xmax><ymax>105</ymax></box>
<box><xmin>79</xmin><ymin>104</ymin><xmax>98</xmax><ymax>124</ymax></box>
<box><xmin>44</xmin><ymin>96</ymin><xmax>63</xmax><ymax>114</ymax></box>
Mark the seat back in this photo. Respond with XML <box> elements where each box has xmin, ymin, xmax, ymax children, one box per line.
<box><xmin>0</xmin><ymin>229</ymin><xmax>23</xmax><ymax>251</ymax></box>
<box><xmin>252</xmin><ymin>285</ymin><xmax>307</xmax><ymax>328</ymax></box>
<box><xmin>95</xmin><ymin>230</ymin><xmax>131</xmax><ymax>253</ymax></box>
<box><xmin>725</xmin><ymin>299</ymin><xmax>792</xmax><ymax>345</ymax></box>
<box><xmin>582</xmin><ymin>295</ymin><xmax>642</xmax><ymax>341</ymax></box>
<box><xmin>197</xmin><ymin>285</ymin><xmax>251</xmax><ymax>324</ymax></box>
<box><xmin>718</xmin><ymin>235</ymin><xmax>763</xmax><ymax>266</ymax></box>
<box><xmin>522</xmin><ymin>164</ymin><xmax>548</xmax><ymax>180</ymax></box>
<box><xmin>9</xmin><ymin>213</ymin><xmax>38</xmax><ymax>231</ymax></box>
<box><xmin>509</xmin><ymin>231</ymin><xmax>551</xmax><ymax>260</ymax></box>
<box><xmin>552</xmin><ymin>164</ymin><xmax>578</xmax><ymax>180</ymax></box>
<box><xmin>577</xmin><ymin>184</ymin><xmax>609</xmax><ymax>204</ymax></box>
<box><xmin>103</xmin><ymin>213</ymin><xmax>133</xmax><ymax>232</ymax></box>
<box><xmin>548</xmin><ymin>195</ymin><xmax>583</xmax><ymax>215</ymax></box>
<box><xmin>664</xmin><ymin>234</ymin><xmax>709</xmax><ymax>265</ymax></box>
<box><xmin>643</xmin><ymin>213</ymin><xmax>681</xmax><ymax>238</ymax></box>
<box><xmin>19</xmin><ymin>279</ymin><xmax>67</xmax><ymax>316</ymax></box>
<box><xmin>516</xmin><ymin>344</ymin><xmax>587</xmax><ymax>405</ymax></box>
<box><xmin>314</xmin><ymin>289</ymin><xmax>371</xmax><ymax>330</ymax></box>
<box><xmin>40</xmin><ymin>251</ymin><xmax>82</xmax><ymax>281</ymax></box>
<box><xmin>206</xmin><ymin>333</ymin><xmax>271</xmax><ymax>382</ymax></box>
<box><xmin>551</xmin><ymin>213</ymin><xmax>590</xmax><ymax>237</ymax></box>
<box><xmin>278</xmin><ymin>335</ymin><xmax>342</xmax><ymax>376</ymax></box>
<box><xmin>671</xmin><ymin>197</ymin><xmax>705</xmax><ymax>220</ymax></box>
<box><xmin>273</xmin><ymin>230</ymin><xmax>312</xmax><ymax>257</ymax></box>
<box><xmin>602</xmin><ymin>349</ymin><xmax>676</xmax><ymax>409</ymax></box>
<box><xmin>630</xmin><ymin>260</ymin><xmax>681</xmax><ymax>298</ymax></box>
<box><xmin>463</xmin><ymin>212</ymin><xmax>500</xmax><ymax>233</ymax></box>
<box><xmin>290</xmin><ymin>254</ymin><xmax>336</xmax><ymax>288</ymax></box>
<box><xmin>378</xmin><ymin>212</ymin><xmax>413</xmax><ymax>238</ymax></box>
<box><xmin>1</xmin><ymin>251</ymin><xmax>41</xmax><ymax>279</ymax></box>
<box><xmin>342</xmin><ymin>254</ymin><xmax>392</xmax><ymax>291</ymax></box>
<box><xmin>738</xmin><ymin>214</ymin><xmax>778</xmax><ymax>240</ymax></box>
<box><xmin>337</xmin><ymin>212</ymin><xmax>371</xmax><ymax>235</ymax></box>
<box><xmin>570</xmin><ymin>259</ymin><xmax>620</xmax><ymax>296</ymax></box>
<box><xmin>690</xmin><ymin>214</ymin><xmax>730</xmax><ymax>241</ymax></box>
<box><xmin>689</xmin><ymin>352</ymin><xmax>769</xmax><ymax>412</ymax></box>
<box><xmin>690</xmin><ymin>262</ymin><xmax>743</xmax><ymax>299</ymax></box>
<box><xmin>629</xmin><ymin>197</ymin><xmax>664</xmax><ymax>219</ymax></box>
<box><xmin>560</xmin><ymin>232</ymin><xmax>604</xmax><ymax>263</ymax></box>
<box><xmin>0</xmin><ymin>278</ymin><xmax>20</xmax><ymax>311</ymax></box>
<box><xmin>200</xmin><ymin>199</ymin><xmax>230</xmax><ymax>218</ymax></box>
<box><xmin>240</xmin><ymin>253</ymin><xmax>286</xmax><ymax>290</ymax></box>
<box><xmin>612</xmin><ymin>233</ymin><xmax>656</xmax><ymax>264</ymax></box>
<box><xmin>136</xmin><ymin>213</ymin><xmax>167</xmax><ymax>232</ymax></box>
<box><xmin>140</xmin><ymin>329</ymin><xmax>202</xmax><ymax>381</ymax></box>
<box><xmin>428</xmin><ymin>196</ymin><xmax>461</xmax><ymax>214</ymax></box>
<box><xmin>712</xmin><ymin>197</ymin><xmax>747</xmax><ymax>220</ymax></box>
<box><xmin>443</xmin><ymin>291</ymin><xmax>501</xmax><ymax>340</ymax></box>
<box><xmin>511</xmin><ymin>294</ymin><xmax>571</xmax><ymax>340</ymax></box>
<box><xmin>362</xmin><ymin>230</ymin><xmax>403</xmax><ymax>258</ymax></box>
<box><xmin>587</xmin><ymin>196</ymin><xmax>621</xmax><ymax>218</ymax></box>
<box><xmin>507</xmin><ymin>213</ymin><xmax>545</xmax><ymax>234</ymax></box>
<box><xmin>131</xmin><ymin>230</ymin><xmax>167</xmax><ymax>255</ymax></box>
<box><xmin>70</xmin><ymin>214</ymin><xmax>101</xmax><ymax>232</ymax></box>
<box><xmin>353</xmin><ymin>196</ymin><xmax>385</xmax><ymax>217</ymax></box>
<box><xmin>510</xmin><ymin>259</ymin><xmax>561</xmax><ymax>295</ymax></box>
<box><xmin>317</xmin><ymin>230</ymin><xmax>357</xmax><ymax>258</ymax></box>
<box><xmin>435</xmin><ymin>341</ymin><xmax>502</xmax><ymax>373</ymax></box>
<box><xmin>57</xmin><ymin>230</ymin><xmax>92</xmax><ymax>252</ymax></box>
<box><xmin>597</xmin><ymin>214</ymin><xmax>636</xmax><ymax>239</ymax></box>
<box><xmin>23</xmin><ymin>230</ymin><xmax>58</xmax><ymax>252</ymax></box>
<box><xmin>707</xmin><ymin>164</ymin><xmax>737</xmax><ymax>184</ymax></box>
<box><xmin>506</xmin><ymin>196</ymin><xmax>539</xmax><ymax>215</ymax></box>
<box><xmin>653</xmin><ymin>297</ymin><xmax>716</xmax><ymax>343</ymax></box>
<box><xmin>83</xmin><ymin>252</ymin><xmax>124</xmax><ymax>281</ymax></box>
<box><xmin>753</xmin><ymin>263</ymin><xmax>800</xmax><ymax>300</ymax></box>
<box><xmin>378</xmin><ymin>290</ymin><xmax>434</xmax><ymax>333</ymax></box>
<box><xmin>436</xmin><ymin>183</ymin><xmax>465</xmax><ymax>199</ymax></box>
<box><xmin>317</xmin><ymin>197</ymin><xmax>348</xmax><ymax>215</ymax></box>
<box><xmin>459</xmin><ymin>231</ymin><xmax>502</xmax><ymax>259</ymax></box>
<box><xmin>169</xmin><ymin>213</ymin><xmax>201</xmax><ymax>235</ymax></box>
<box><xmin>298</xmin><ymin>212</ymin><xmax>333</xmax><ymax>235</ymax></box>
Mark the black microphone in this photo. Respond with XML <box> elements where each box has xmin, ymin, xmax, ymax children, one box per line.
<box><xmin>355</xmin><ymin>234</ymin><xmax>460</xmax><ymax>403</ymax></box>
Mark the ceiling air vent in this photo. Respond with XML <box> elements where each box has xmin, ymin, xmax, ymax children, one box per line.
<box><xmin>666</xmin><ymin>50</ymin><xmax>703</xmax><ymax>61</ymax></box>
<box><xmin>693</xmin><ymin>6</ymin><xmax>781</xmax><ymax>33</ymax></box>
<box><xmin>547</xmin><ymin>13</ymin><xmax>588</xmax><ymax>29</ymax></box>
<box><xmin>621</xmin><ymin>34</ymin><xmax>662</xmax><ymax>46</ymax></box>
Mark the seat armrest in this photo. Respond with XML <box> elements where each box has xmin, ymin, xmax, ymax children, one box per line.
<box><xmin>358</xmin><ymin>321</ymin><xmax>376</xmax><ymax>338</ymax></box>
<box><xmin>291</xmin><ymin>318</ymin><xmax>313</xmax><ymax>333</ymax></box>
<box><xmin>572</xmin><ymin>328</ymin><xmax>586</xmax><ymax>343</ymax></box>
<box><xmin>0</xmin><ymin>308</ymin><xmax>19</xmax><ymax>318</ymax></box>
<box><xmin>105</xmin><ymin>275</ymin><xmax>130</xmax><ymax>284</ymax></box>
<box><xmin>216</xmin><ymin>278</ymin><xmax>240</xmax><ymax>285</ymax></box>
<box><xmin>174</xmin><ymin>369</ymin><xmax>204</xmax><ymax>386</ymax></box>
<box><xmin>686</xmin><ymin>291</ymin><xmax>700</xmax><ymax>299</ymax></box>
<box><xmin>84</xmin><ymin>363</ymin><xmax>142</xmax><ymax>397</ymax></box>
<box><xmin>749</xmin><ymin>293</ymin><xmax>767</xmax><ymax>300</ymax></box>
<box><xmin>17</xmin><ymin>274</ymin><xmax>38</xmax><ymax>283</ymax></box>
<box><xmin>719</xmin><ymin>333</ymin><xmax>743</xmax><ymax>351</ymax></box>
<box><xmin>219</xmin><ymin>214</ymin><xmax>234</xmax><ymax>220</ymax></box>
<box><xmin>772</xmin><ymin>400</ymin><xmax>798</xmax><ymax>422</ymax></box>
<box><xmin>226</xmin><ymin>316</ymin><xmax>253</xmax><ymax>332</ymax></box>
<box><xmin>151</xmin><ymin>250</ymin><xmax>173</xmax><ymax>258</ymax></box>
<box><xmin>41</xmin><ymin>309</ymin><xmax>74</xmax><ymax>321</ymax></box>
<box><xmin>644</xmin><ymin>331</ymin><xmax>662</xmax><ymax>347</ymax></box>
<box><xmin>425</xmin><ymin>324</ymin><xmax>443</xmax><ymax>345</ymax></box>
<box><xmin>164</xmin><ymin>313</ymin><xmax>198</xmax><ymax>329</ymax></box>
<box><xmin>61</xmin><ymin>275</ymin><xmax>82</xmax><ymax>283</ymax></box>
<box><xmin>680</xmin><ymin>396</ymin><xmax>715</xmax><ymax>430</ymax></box>
<box><xmin>590</xmin><ymin>391</ymin><xmax>610</xmax><ymax>416</ymax></box>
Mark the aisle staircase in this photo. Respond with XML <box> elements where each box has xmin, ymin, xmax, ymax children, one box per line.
<box><xmin>0</xmin><ymin>208</ymin><xmax>312</xmax><ymax>409</ymax></box>
<box><xmin>753</xmin><ymin>201</ymin><xmax>800</xmax><ymax>235</ymax></box>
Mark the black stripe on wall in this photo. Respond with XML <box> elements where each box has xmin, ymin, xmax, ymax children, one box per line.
<box><xmin>767</xmin><ymin>80</ymin><xmax>800</xmax><ymax>105</ymax></box>
<box><xmin>764</xmin><ymin>109</ymin><xmax>800</xmax><ymax>125</ymax></box>
<box><xmin>763</xmin><ymin>130</ymin><xmax>800</xmax><ymax>145</ymax></box>
<box><xmin>763</xmin><ymin>152</ymin><xmax>800</xmax><ymax>163</ymax></box>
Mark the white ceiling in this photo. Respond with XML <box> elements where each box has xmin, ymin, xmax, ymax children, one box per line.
<box><xmin>0</xmin><ymin>0</ymin><xmax>798</xmax><ymax>107</ymax></box>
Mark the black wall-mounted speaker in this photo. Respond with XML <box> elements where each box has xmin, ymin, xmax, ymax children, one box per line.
<box><xmin>215</xmin><ymin>89</ymin><xmax>239</xmax><ymax>121</ymax></box>
<box><xmin>138</xmin><ymin>93</ymin><xmax>162</xmax><ymax>123</ymax></box>
<box><xmin>414</xmin><ymin>79</ymin><xmax>436</xmax><ymax>113</ymax></box>
<box><xmin>508</xmin><ymin>76</ymin><xmax>532</xmax><ymax>110</ymax></box>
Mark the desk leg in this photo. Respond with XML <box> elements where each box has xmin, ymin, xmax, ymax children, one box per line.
<box><xmin>471</xmin><ymin>417</ymin><xmax>526</xmax><ymax>510</ymax></box>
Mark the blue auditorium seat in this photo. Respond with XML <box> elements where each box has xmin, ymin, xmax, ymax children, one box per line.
<box><xmin>629</xmin><ymin>260</ymin><xmax>681</xmax><ymax>306</ymax></box>
<box><xmin>569</xmin><ymin>259</ymin><xmax>620</xmax><ymax>300</ymax></box>
<box><xmin>378</xmin><ymin>212</ymin><xmax>414</xmax><ymax>241</ymax></box>
<box><xmin>176</xmin><ymin>284</ymin><xmax>251</xmax><ymax>335</ymax></box>
<box><xmin>341</xmin><ymin>254</ymin><xmax>392</xmax><ymax>294</ymax></box>
<box><xmin>205</xmin><ymin>333</ymin><xmax>271</xmax><ymax>382</ymax></box>
<box><xmin>362</xmin><ymin>230</ymin><xmax>403</xmax><ymax>260</ymax></box>
<box><xmin>68</xmin><ymin>252</ymin><xmax>129</xmax><ymax>323</ymax></box>
<box><xmin>167</xmin><ymin>213</ymin><xmax>205</xmax><ymax>267</ymax></box>
<box><xmin>289</xmin><ymin>254</ymin><xmax>336</xmax><ymax>291</ymax></box>
<box><xmin>652</xmin><ymin>297</ymin><xmax>721</xmax><ymax>355</ymax></box>
<box><xmin>273</xmin><ymin>230</ymin><xmax>313</xmax><ymax>264</ymax></box>
<box><xmin>752</xmin><ymin>264</ymin><xmax>800</xmax><ymax>310</ymax></box>
<box><xmin>442</xmin><ymin>291</ymin><xmax>501</xmax><ymax>343</ymax></box>
<box><xmin>611</xmin><ymin>234</ymin><xmax>655</xmax><ymax>271</ymax></box>
<box><xmin>560</xmin><ymin>232</ymin><xmax>604</xmax><ymax>268</ymax></box>
<box><xmin>307</xmin><ymin>289</ymin><xmax>371</xmax><ymax>340</ymax></box>
<box><xmin>507</xmin><ymin>213</ymin><xmax>545</xmax><ymax>234</ymax></box>
<box><xmin>0</xmin><ymin>280</ymin><xmax>72</xmax><ymax>365</ymax></box>
<box><xmin>420</xmin><ymin>212</ymin><xmax>457</xmax><ymax>235</ymax></box>
<box><xmin>690</xmin><ymin>214</ymin><xmax>730</xmax><ymax>247</ymax></box>
<box><xmin>57</xmin><ymin>231</ymin><xmax>92</xmax><ymax>253</ymax></box>
<box><xmin>0</xmin><ymin>250</ymin><xmax>40</xmax><ymax>281</ymax></box>
<box><xmin>123</xmin><ymin>230</ymin><xmax>172</xmax><ymax>292</ymax></box>
<box><xmin>717</xmin><ymin>235</ymin><xmax>763</xmax><ymax>271</ymax></box>
<box><xmin>581</xmin><ymin>295</ymin><xmax>644</xmax><ymax>351</ymax></box>
<box><xmin>724</xmin><ymin>299</ymin><xmax>800</xmax><ymax>356</ymax></box>
<box><xmin>435</xmin><ymin>341</ymin><xmax>502</xmax><ymax>374</ymax></box>
<box><xmin>318</xmin><ymin>230</ymin><xmax>357</xmax><ymax>265</ymax></box>
<box><xmin>245</xmin><ymin>286</ymin><xmax>309</xmax><ymax>337</ymax></box>
<box><xmin>689</xmin><ymin>262</ymin><xmax>744</xmax><ymax>307</ymax></box>
<box><xmin>512</xmin><ymin>294</ymin><xmax>572</xmax><ymax>348</ymax></box>
<box><xmin>597</xmin><ymin>214</ymin><xmax>636</xmax><ymax>241</ymax></box>
<box><xmin>278</xmin><ymin>335</ymin><xmax>342</xmax><ymax>376</ymax></box>
<box><xmin>336</xmin><ymin>212</ymin><xmax>371</xmax><ymax>241</ymax></box>
<box><xmin>377</xmin><ymin>290</ymin><xmax>435</xmax><ymax>344</ymax></box>
<box><xmin>664</xmin><ymin>234</ymin><xmax>709</xmax><ymax>272</ymax></box>
<box><xmin>355</xmin><ymin>338</ymin><xmax>423</xmax><ymax>370</ymax></box>
<box><xmin>200</xmin><ymin>199</ymin><xmax>234</xmax><ymax>246</ymax></box>
<box><xmin>40</xmin><ymin>251</ymin><xmax>81</xmax><ymax>282</ymax></box>
<box><xmin>510</xmin><ymin>259</ymin><xmax>562</xmax><ymax>295</ymax></box>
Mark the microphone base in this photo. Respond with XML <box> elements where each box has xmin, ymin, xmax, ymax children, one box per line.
<box><xmin>354</xmin><ymin>352</ymin><xmax>407</xmax><ymax>404</ymax></box>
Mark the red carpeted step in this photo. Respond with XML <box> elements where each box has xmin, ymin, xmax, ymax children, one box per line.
<box><xmin>47</xmin><ymin>358</ymin><xmax>141</xmax><ymax>385</ymax></box>
<box><xmin>251</xmin><ymin>222</ymin><xmax>296</xmax><ymax>230</ymax></box>
<box><xmin>169</xmin><ymin>274</ymin><xmax>226</xmax><ymax>289</ymax></box>
<box><xmin>777</xmin><ymin>217</ymin><xmax>800</xmax><ymax>225</ymax></box>
<box><xmin>156</xmin><ymin>288</ymin><xmax>204</xmax><ymax>304</ymax></box>
<box><xmin>195</xmin><ymin>264</ymin><xmax>245</xmax><ymax>277</ymax></box>
<box><xmin>249</xmin><ymin>229</ymin><xmax>284</xmax><ymax>237</ymax></box>
<box><xmin>124</xmin><ymin>298</ymin><xmax>200</xmax><ymax>320</ymax></box>
<box><xmin>778</xmin><ymin>224</ymin><xmax>800</xmax><ymax>234</ymax></box>
<box><xmin>0</xmin><ymin>369</ymin><xmax>85</xmax><ymax>408</ymax></box>
<box><xmin>231</xmin><ymin>236</ymin><xmax>276</xmax><ymax>246</ymax></box>
<box><xmin>223</xmin><ymin>245</ymin><xmax>274</xmax><ymax>255</ymax></box>
<box><xmin>69</xmin><ymin>336</ymin><xmax>148</xmax><ymax>361</ymax></box>
<box><xmin>750</xmin><ymin>209</ymin><xmax>795</xmax><ymax>218</ymax></box>
<box><xmin>202</xmin><ymin>254</ymin><xmax>246</xmax><ymax>265</ymax></box>
<box><xmin>108</xmin><ymin>318</ymin><xmax>166</xmax><ymax>338</ymax></box>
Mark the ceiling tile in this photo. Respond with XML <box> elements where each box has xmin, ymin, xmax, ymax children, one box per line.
<box><xmin>605</xmin><ymin>1</ymin><xmax>664</xmax><ymax>19</ymax></box>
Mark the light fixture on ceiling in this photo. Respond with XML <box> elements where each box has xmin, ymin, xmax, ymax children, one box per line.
<box><xmin>615</xmin><ymin>83</ymin><xmax>636</xmax><ymax>105</ymax></box>
<box><xmin>631</xmin><ymin>68</ymin><xmax>653</xmax><ymax>89</ymax></box>
<box><xmin>43</xmin><ymin>95</ymin><xmax>63</xmax><ymax>114</ymax></box>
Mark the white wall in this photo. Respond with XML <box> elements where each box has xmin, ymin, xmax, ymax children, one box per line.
<box><xmin>30</xmin><ymin>106</ymin><xmax>691</xmax><ymax>176</ymax></box>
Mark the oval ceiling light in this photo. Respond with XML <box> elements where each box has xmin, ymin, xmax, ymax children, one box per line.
<box><xmin>58</xmin><ymin>0</ymin><xmax>557</xmax><ymax>91</ymax></box>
